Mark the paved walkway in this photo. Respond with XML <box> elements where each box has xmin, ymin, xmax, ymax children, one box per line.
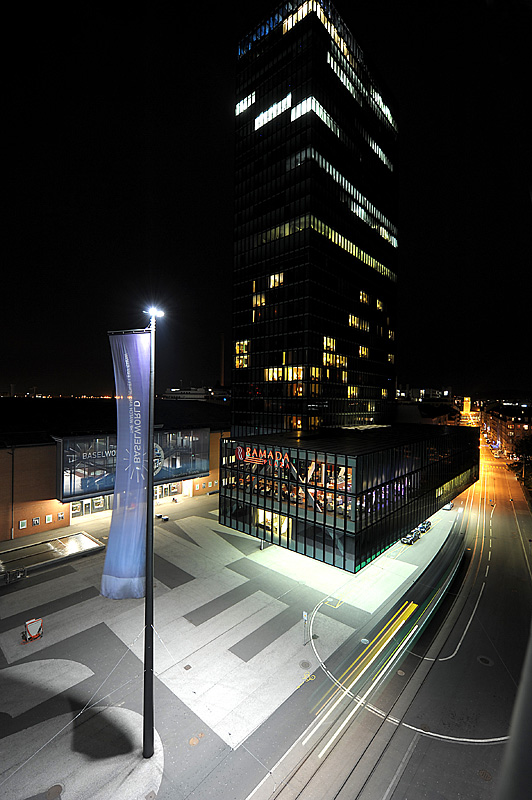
<box><xmin>0</xmin><ymin>494</ymin><xmax>458</xmax><ymax>800</ymax></box>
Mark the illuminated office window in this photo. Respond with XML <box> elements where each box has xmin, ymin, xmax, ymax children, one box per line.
<box><xmin>255</xmin><ymin>92</ymin><xmax>292</xmax><ymax>130</ymax></box>
<box><xmin>376</xmin><ymin>299</ymin><xmax>384</xmax><ymax>311</ymax></box>
<box><xmin>269</xmin><ymin>272</ymin><xmax>284</xmax><ymax>287</ymax></box>
<box><xmin>359</xmin><ymin>346</ymin><xmax>369</xmax><ymax>358</ymax></box>
<box><xmin>235</xmin><ymin>340</ymin><xmax>249</xmax><ymax>354</ymax></box>
<box><xmin>348</xmin><ymin>385</ymin><xmax>359</xmax><ymax>398</ymax></box>
<box><xmin>285</xmin><ymin>366</ymin><xmax>304</xmax><ymax>381</ymax></box>
<box><xmin>351</xmin><ymin>317</ymin><xmax>370</xmax><ymax>332</ymax></box>
<box><xmin>235</xmin><ymin>355</ymin><xmax>248</xmax><ymax>369</ymax></box>
<box><xmin>235</xmin><ymin>91</ymin><xmax>256</xmax><ymax>116</ymax></box>
<box><xmin>323</xmin><ymin>336</ymin><xmax>336</xmax><ymax>351</ymax></box>
<box><xmin>388</xmin><ymin>353</ymin><xmax>395</xmax><ymax>363</ymax></box>
<box><xmin>287</xmin><ymin>148</ymin><xmax>397</xmax><ymax>246</ymax></box>
<box><xmin>360</xmin><ymin>291</ymin><xmax>369</xmax><ymax>304</ymax></box>
<box><xmin>265</xmin><ymin>367</ymin><xmax>283</xmax><ymax>381</ymax></box>
<box><xmin>253</xmin><ymin>293</ymin><xmax>266</xmax><ymax>307</ymax></box>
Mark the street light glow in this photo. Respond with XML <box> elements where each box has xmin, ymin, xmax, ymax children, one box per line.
<box><xmin>147</xmin><ymin>307</ymin><xmax>164</xmax><ymax>318</ymax></box>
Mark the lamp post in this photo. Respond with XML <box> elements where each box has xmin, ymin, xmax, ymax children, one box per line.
<box><xmin>143</xmin><ymin>306</ymin><xmax>163</xmax><ymax>759</ymax></box>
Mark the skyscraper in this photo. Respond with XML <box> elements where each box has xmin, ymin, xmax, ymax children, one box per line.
<box><xmin>232</xmin><ymin>1</ymin><xmax>398</xmax><ymax>437</ymax></box>
<box><xmin>221</xmin><ymin>2</ymin><xmax>478</xmax><ymax>573</ymax></box>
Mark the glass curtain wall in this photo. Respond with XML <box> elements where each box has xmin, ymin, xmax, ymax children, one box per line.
<box><xmin>220</xmin><ymin>429</ymin><xmax>479</xmax><ymax>574</ymax></box>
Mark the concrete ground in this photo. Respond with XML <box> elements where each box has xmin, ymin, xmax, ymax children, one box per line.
<box><xmin>0</xmin><ymin>494</ymin><xmax>457</xmax><ymax>800</ymax></box>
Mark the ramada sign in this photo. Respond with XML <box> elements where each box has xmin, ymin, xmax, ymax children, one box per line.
<box><xmin>235</xmin><ymin>445</ymin><xmax>290</xmax><ymax>469</ymax></box>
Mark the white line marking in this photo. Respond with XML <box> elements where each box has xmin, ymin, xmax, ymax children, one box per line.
<box><xmin>318</xmin><ymin>626</ymin><xmax>418</xmax><ymax>759</ymax></box>
<box><xmin>439</xmin><ymin>583</ymin><xmax>485</xmax><ymax>662</ymax></box>
<box><xmin>382</xmin><ymin>734</ymin><xmax>420</xmax><ymax>800</ymax></box>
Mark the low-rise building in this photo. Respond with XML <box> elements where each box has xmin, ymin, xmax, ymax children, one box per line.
<box><xmin>0</xmin><ymin>398</ymin><xmax>230</xmax><ymax>541</ymax></box>
<box><xmin>481</xmin><ymin>403</ymin><xmax>531</xmax><ymax>456</ymax></box>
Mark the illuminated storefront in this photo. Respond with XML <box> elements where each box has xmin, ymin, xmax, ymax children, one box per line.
<box><xmin>57</xmin><ymin>428</ymin><xmax>210</xmax><ymax>513</ymax></box>
<box><xmin>220</xmin><ymin>425</ymin><xmax>479</xmax><ymax>574</ymax></box>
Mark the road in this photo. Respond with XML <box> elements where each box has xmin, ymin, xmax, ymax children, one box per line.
<box><xmin>250</xmin><ymin>434</ymin><xmax>532</xmax><ymax>800</ymax></box>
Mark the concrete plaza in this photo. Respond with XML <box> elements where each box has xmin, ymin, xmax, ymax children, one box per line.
<box><xmin>0</xmin><ymin>494</ymin><xmax>457</xmax><ymax>800</ymax></box>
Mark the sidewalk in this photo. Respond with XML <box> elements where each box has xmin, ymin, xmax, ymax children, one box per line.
<box><xmin>0</xmin><ymin>494</ymin><xmax>459</xmax><ymax>800</ymax></box>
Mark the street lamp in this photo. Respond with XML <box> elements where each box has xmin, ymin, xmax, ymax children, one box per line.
<box><xmin>143</xmin><ymin>307</ymin><xmax>163</xmax><ymax>759</ymax></box>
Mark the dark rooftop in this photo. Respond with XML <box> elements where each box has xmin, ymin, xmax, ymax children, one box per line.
<box><xmin>229</xmin><ymin>424</ymin><xmax>477</xmax><ymax>458</ymax></box>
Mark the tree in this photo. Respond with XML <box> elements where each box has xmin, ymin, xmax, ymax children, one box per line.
<box><xmin>514</xmin><ymin>433</ymin><xmax>532</xmax><ymax>464</ymax></box>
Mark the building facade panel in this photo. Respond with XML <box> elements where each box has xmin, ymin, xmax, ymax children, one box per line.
<box><xmin>220</xmin><ymin>427</ymin><xmax>479</xmax><ymax>574</ymax></box>
<box><xmin>232</xmin><ymin>2</ymin><xmax>398</xmax><ymax>436</ymax></box>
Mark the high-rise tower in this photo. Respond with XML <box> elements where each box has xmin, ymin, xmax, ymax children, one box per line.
<box><xmin>232</xmin><ymin>1</ymin><xmax>398</xmax><ymax>437</ymax></box>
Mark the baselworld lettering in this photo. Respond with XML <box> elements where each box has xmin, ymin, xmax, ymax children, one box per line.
<box><xmin>82</xmin><ymin>450</ymin><xmax>116</xmax><ymax>460</ymax></box>
<box><xmin>133</xmin><ymin>400</ymin><xmax>142</xmax><ymax>464</ymax></box>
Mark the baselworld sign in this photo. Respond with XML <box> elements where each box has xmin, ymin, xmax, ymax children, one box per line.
<box><xmin>235</xmin><ymin>445</ymin><xmax>290</xmax><ymax>469</ymax></box>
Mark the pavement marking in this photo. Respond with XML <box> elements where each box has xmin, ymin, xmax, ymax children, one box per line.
<box><xmin>0</xmin><ymin>659</ymin><xmax>93</xmax><ymax>718</ymax></box>
<box><xmin>317</xmin><ymin>624</ymin><xmax>419</xmax><ymax>759</ymax></box>
<box><xmin>400</xmin><ymin>722</ymin><xmax>509</xmax><ymax>745</ymax></box>
<box><xmin>304</xmin><ymin>603</ymin><xmax>417</xmax><ymax>748</ymax></box>
<box><xmin>381</xmin><ymin>733</ymin><xmax>420</xmax><ymax>800</ymax></box>
<box><xmin>439</xmin><ymin>582</ymin><xmax>485</xmax><ymax>662</ymax></box>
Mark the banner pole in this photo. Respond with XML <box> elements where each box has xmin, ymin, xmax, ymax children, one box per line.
<box><xmin>143</xmin><ymin>311</ymin><xmax>156</xmax><ymax>759</ymax></box>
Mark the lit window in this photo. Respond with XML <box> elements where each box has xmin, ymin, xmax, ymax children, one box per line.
<box><xmin>235</xmin><ymin>355</ymin><xmax>248</xmax><ymax>369</ymax></box>
<box><xmin>348</xmin><ymin>386</ymin><xmax>359</xmax><ymax>398</ymax></box>
<box><xmin>251</xmin><ymin>214</ymin><xmax>397</xmax><ymax>282</ymax></box>
<box><xmin>291</xmin><ymin>96</ymin><xmax>340</xmax><ymax>138</ymax></box>
<box><xmin>323</xmin><ymin>336</ymin><xmax>336</xmax><ymax>351</ymax></box>
<box><xmin>253</xmin><ymin>293</ymin><xmax>265</xmax><ymax>307</ymax></box>
<box><xmin>360</xmin><ymin>291</ymin><xmax>369</xmax><ymax>304</ymax></box>
<box><xmin>269</xmin><ymin>272</ymin><xmax>284</xmax><ymax>287</ymax></box>
<box><xmin>265</xmin><ymin>367</ymin><xmax>283</xmax><ymax>381</ymax></box>
<box><xmin>376</xmin><ymin>299</ymin><xmax>384</xmax><ymax>311</ymax></box>
<box><xmin>359</xmin><ymin>346</ymin><xmax>369</xmax><ymax>358</ymax></box>
<box><xmin>235</xmin><ymin>91</ymin><xmax>256</xmax><ymax>116</ymax></box>
<box><xmin>288</xmin><ymin>149</ymin><xmax>397</xmax><ymax>245</ymax></box>
<box><xmin>388</xmin><ymin>330</ymin><xmax>395</xmax><ymax>340</ymax></box>
<box><xmin>309</xmin><ymin>366</ymin><xmax>322</xmax><ymax>380</ymax></box>
<box><xmin>285</xmin><ymin>365</ymin><xmax>304</xmax><ymax>381</ymax></box>
<box><xmin>350</xmin><ymin>315</ymin><xmax>370</xmax><ymax>330</ymax></box>
<box><xmin>388</xmin><ymin>353</ymin><xmax>395</xmax><ymax>363</ymax></box>
<box><xmin>255</xmin><ymin>92</ymin><xmax>292</xmax><ymax>130</ymax></box>
<box><xmin>235</xmin><ymin>340</ymin><xmax>249</xmax><ymax>354</ymax></box>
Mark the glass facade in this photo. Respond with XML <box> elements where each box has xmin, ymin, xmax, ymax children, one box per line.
<box><xmin>232</xmin><ymin>1</ymin><xmax>398</xmax><ymax>436</ymax></box>
<box><xmin>220</xmin><ymin>426</ymin><xmax>479</xmax><ymax>574</ymax></box>
<box><xmin>57</xmin><ymin>429</ymin><xmax>210</xmax><ymax>501</ymax></box>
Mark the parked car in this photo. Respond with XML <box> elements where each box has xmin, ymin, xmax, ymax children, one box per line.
<box><xmin>418</xmin><ymin>520</ymin><xmax>431</xmax><ymax>532</ymax></box>
<box><xmin>401</xmin><ymin>529</ymin><xmax>420</xmax><ymax>545</ymax></box>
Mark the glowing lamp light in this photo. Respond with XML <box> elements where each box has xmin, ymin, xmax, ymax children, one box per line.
<box><xmin>147</xmin><ymin>307</ymin><xmax>164</xmax><ymax>318</ymax></box>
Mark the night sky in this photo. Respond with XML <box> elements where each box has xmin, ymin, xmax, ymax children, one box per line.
<box><xmin>5</xmin><ymin>1</ymin><xmax>531</xmax><ymax>399</ymax></box>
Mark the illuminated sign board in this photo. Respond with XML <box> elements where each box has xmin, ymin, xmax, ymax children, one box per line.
<box><xmin>235</xmin><ymin>445</ymin><xmax>290</xmax><ymax>469</ymax></box>
<box><xmin>58</xmin><ymin>429</ymin><xmax>209</xmax><ymax>501</ymax></box>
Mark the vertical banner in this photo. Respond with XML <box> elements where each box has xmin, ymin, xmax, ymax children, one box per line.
<box><xmin>101</xmin><ymin>331</ymin><xmax>151</xmax><ymax>599</ymax></box>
